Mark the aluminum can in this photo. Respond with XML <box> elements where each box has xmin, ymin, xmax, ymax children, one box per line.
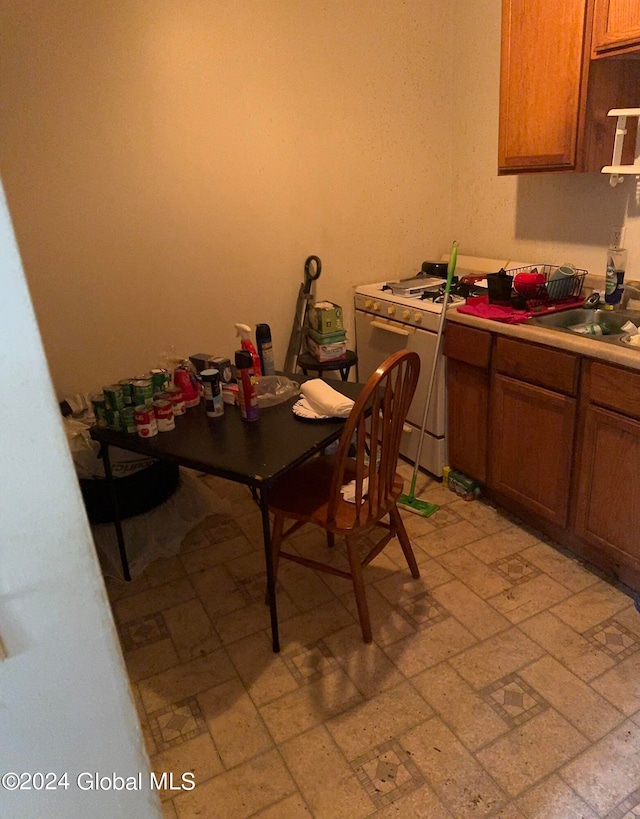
<box><xmin>121</xmin><ymin>406</ymin><xmax>137</xmax><ymax>434</ymax></box>
<box><xmin>134</xmin><ymin>404</ymin><xmax>158</xmax><ymax>437</ymax></box>
<box><xmin>103</xmin><ymin>384</ymin><xmax>125</xmax><ymax>411</ymax></box>
<box><xmin>90</xmin><ymin>393</ymin><xmax>108</xmax><ymax>428</ymax></box>
<box><xmin>210</xmin><ymin>356</ymin><xmax>234</xmax><ymax>385</ymax></box>
<box><xmin>106</xmin><ymin>409</ymin><xmax>124</xmax><ymax>431</ymax></box>
<box><xmin>118</xmin><ymin>379</ymin><xmax>135</xmax><ymax>406</ymax></box>
<box><xmin>201</xmin><ymin>368</ymin><xmax>224</xmax><ymax>417</ymax></box>
<box><xmin>153</xmin><ymin>398</ymin><xmax>175</xmax><ymax>432</ymax></box>
<box><xmin>166</xmin><ymin>385</ymin><xmax>186</xmax><ymax>416</ymax></box>
<box><xmin>131</xmin><ymin>378</ymin><xmax>154</xmax><ymax>407</ymax></box>
<box><xmin>150</xmin><ymin>368</ymin><xmax>169</xmax><ymax>394</ymax></box>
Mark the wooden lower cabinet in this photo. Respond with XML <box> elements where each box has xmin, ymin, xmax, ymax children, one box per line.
<box><xmin>490</xmin><ymin>374</ymin><xmax>576</xmax><ymax>527</ymax></box>
<box><xmin>444</xmin><ymin>323</ymin><xmax>491</xmax><ymax>482</ymax></box>
<box><xmin>445</xmin><ymin>321</ymin><xmax>640</xmax><ymax>590</ymax></box>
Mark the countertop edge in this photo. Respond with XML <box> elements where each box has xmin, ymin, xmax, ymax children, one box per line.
<box><xmin>446</xmin><ymin>306</ymin><xmax>640</xmax><ymax>372</ymax></box>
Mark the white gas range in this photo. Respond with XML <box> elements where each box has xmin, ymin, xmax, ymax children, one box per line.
<box><xmin>354</xmin><ymin>256</ymin><xmax>514</xmax><ymax>477</ymax></box>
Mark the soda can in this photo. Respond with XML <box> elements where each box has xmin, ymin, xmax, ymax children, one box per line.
<box><xmin>131</xmin><ymin>378</ymin><xmax>154</xmax><ymax>407</ymax></box>
<box><xmin>150</xmin><ymin>368</ymin><xmax>169</xmax><ymax>394</ymax></box>
<box><xmin>134</xmin><ymin>404</ymin><xmax>158</xmax><ymax>438</ymax></box>
<box><xmin>153</xmin><ymin>398</ymin><xmax>175</xmax><ymax>432</ymax></box>
<box><xmin>121</xmin><ymin>406</ymin><xmax>137</xmax><ymax>434</ymax></box>
<box><xmin>90</xmin><ymin>393</ymin><xmax>108</xmax><ymax>428</ymax></box>
<box><xmin>118</xmin><ymin>379</ymin><xmax>135</xmax><ymax>406</ymax></box>
<box><xmin>166</xmin><ymin>385</ymin><xmax>186</xmax><ymax>416</ymax></box>
<box><xmin>201</xmin><ymin>368</ymin><xmax>224</xmax><ymax>417</ymax></box>
<box><xmin>103</xmin><ymin>384</ymin><xmax>125</xmax><ymax>411</ymax></box>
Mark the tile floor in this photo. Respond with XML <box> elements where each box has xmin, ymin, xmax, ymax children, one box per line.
<box><xmin>104</xmin><ymin>464</ymin><xmax>640</xmax><ymax>819</ymax></box>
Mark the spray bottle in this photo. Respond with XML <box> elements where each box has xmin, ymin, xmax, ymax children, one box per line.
<box><xmin>255</xmin><ymin>323</ymin><xmax>275</xmax><ymax>376</ymax></box>
<box><xmin>235</xmin><ymin>350</ymin><xmax>260</xmax><ymax>421</ymax></box>
<box><xmin>604</xmin><ymin>227</ymin><xmax>628</xmax><ymax>308</ymax></box>
<box><xmin>235</xmin><ymin>323</ymin><xmax>262</xmax><ymax>377</ymax></box>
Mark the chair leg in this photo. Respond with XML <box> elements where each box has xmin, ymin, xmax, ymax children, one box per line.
<box><xmin>390</xmin><ymin>505</ymin><xmax>420</xmax><ymax>579</ymax></box>
<box><xmin>345</xmin><ymin>535</ymin><xmax>372</xmax><ymax>643</ymax></box>
<box><xmin>326</xmin><ymin>532</ymin><xmax>335</xmax><ymax>548</ymax></box>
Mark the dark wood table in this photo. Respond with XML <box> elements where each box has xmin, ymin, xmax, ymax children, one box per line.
<box><xmin>90</xmin><ymin>380</ymin><xmax>362</xmax><ymax>652</ymax></box>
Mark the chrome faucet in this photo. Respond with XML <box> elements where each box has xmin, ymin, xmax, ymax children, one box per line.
<box><xmin>621</xmin><ymin>280</ymin><xmax>640</xmax><ymax>310</ymax></box>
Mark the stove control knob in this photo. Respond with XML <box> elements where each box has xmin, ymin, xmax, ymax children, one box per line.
<box><xmin>387</xmin><ymin>305</ymin><xmax>396</xmax><ymax>317</ymax></box>
<box><xmin>373</xmin><ymin>301</ymin><xmax>380</xmax><ymax>311</ymax></box>
<box><xmin>364</xmin><ymin>298</ymin><xmax>373</xmax><ymax>309</ymax></box>
<box><xmin>413</xmin><ymin>312</ymin><xmax>423</xmax><ymax>324</ymax></box>
<box><xmin>402</xmin><ymin>309</ymin><xmax>411</xmax><ymax>321</ymax></box>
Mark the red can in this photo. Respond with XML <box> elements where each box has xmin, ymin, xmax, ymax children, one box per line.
<box><xmin>165</xmin><ymin>385</ymin><xmax>186</xmax><ymax>416</ymax></box>
<box><xmin>134</xmin><ymin>404</ymin><xmax>158</xmax><ymax>438</ymax></box>
<box><xmin>153</xmin><ymin>398</ymin><xmax>175</xmax><ymax>432</ymax></box>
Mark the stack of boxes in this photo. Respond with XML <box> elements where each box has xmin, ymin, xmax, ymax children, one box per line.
<box><xmin>305</xmin><ymin>301</ymin><xmax>347</xmax><ymax>362</ymax></box>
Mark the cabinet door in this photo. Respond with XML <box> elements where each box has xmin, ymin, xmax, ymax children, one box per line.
<box><xmin>490</xmin><ymin>374</ymin><xmax>576</xmax><ymax>526</ymax></box>
<box><xmin>499</xmin><ymin>0</ymin><xmax>589</xmax><ymax>172</ymax></box>
<box><xmin>574</xmin><ymin>404</ymin><xmax>640</xmax><ymax>572</ymax></box>
<box><xmin>447</xmin><ymin>359</ymin><xmax>489</xmax><ymax>483</ymax></box>
<box><xmin>592</xmin><ymin>0</ymin><xmax>640</xmax><ymax>56</ymax></box>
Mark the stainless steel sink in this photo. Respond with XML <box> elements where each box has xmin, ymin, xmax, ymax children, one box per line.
<box><xmin>528</xmin><ymin>308</ymin><xmax>640</xmax><ymax>348</ymax></box>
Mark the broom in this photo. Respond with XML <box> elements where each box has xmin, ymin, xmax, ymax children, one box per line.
<box><xmin>397</xmin><ymin>239</ymin><xmax>459</xmax><ymax>517</ymax></box>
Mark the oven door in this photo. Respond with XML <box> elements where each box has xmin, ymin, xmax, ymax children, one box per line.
<box><xmin>354</xmin><ymin>311</ymin><xmax>445</xmax><ymax>436</ymax></box>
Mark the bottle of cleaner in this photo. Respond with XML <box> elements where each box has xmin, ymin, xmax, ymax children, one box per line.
<box><xmin>235</xmin><ymin>323</ymin><xmax>262</xmax><ymax>377</ymax></box>
<box><xmin>604</xmin><ymin>227</ymin><xmax>628</xmax><ymax>308</ymax></box>
<box><xmin>235</xmin><ymin>350</ymin><xmax>260</xmax><ymax>421</ymax></box>
<box><xmin>255</xmin><ymin>323</ymin><xmax>275</xmax><ymax>376</ymax></box>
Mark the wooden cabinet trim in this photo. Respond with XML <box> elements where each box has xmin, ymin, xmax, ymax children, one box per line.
<box><xmin>585</xmin><ymin>359</ymin><xmax>640</xmax><ymax>420</ymax></box>
<box><xmin>444</xmin><ymin>323</ymin><xmax>492</xmax><ymax>369</ymax></box>
<box><xmin>494</xmin><ymin>337</ymin><xmax>579</xmax><ymax>395</ymax></box>
<box><xmin>592</xmin><ymin>0</ymin><xmax>640</xmax><ymax>57</ymax></box>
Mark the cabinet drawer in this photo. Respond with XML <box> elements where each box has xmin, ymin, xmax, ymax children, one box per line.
<box><xmin>494</xmin><ymin>337</ymin><xmax>578</xmax><ymax>395</ymax></box>
<box><xmin>444</xmin><ymin>322</ymin><xmax>492</xmax><ymax>368</ymax></box>
<box><xmin>587</xmin><ymin>360</ymin><xmax>640</xmax><ymax>420</ymax></box>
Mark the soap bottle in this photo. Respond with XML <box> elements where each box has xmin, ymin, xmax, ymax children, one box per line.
<box><xmin>256</xmin><ymin>323</ymin><xmax>275</xmax><ymax>376</ymax></box>
<box><xmin>604</xmin><ymin>227</ymin><xmax>628</xmax><ymax>308</ymax></box>
<box><xmin>235</xmin><ymin>323</ymin><xmax>262</xmax><ymax>377</ymax></box>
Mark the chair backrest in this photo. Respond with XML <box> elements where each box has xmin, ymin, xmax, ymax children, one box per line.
<box><xmin>327</xmin><ymin>350</ymin><xmax>420</xmax><ymax>528</ymax></box>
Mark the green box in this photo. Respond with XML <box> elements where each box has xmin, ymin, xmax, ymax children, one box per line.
<box><xmin>307</xmin><ymin>302</ymin><xmax>344</xmax><ymax>334</ymax></box>
<box><xmin>306</xmin><ymin>326</ymin><xmax>346</xmax><ymax>345</ymax></box>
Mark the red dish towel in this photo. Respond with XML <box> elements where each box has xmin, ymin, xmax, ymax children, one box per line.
<box><xmin>456</xmin><ymin>301</ymin><xmax>529</xmax><ymax>324</ymax></box>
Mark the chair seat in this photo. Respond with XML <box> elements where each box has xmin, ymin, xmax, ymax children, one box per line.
<box><xmin>269</xmin><ymin>455</ymin><xmax>404</xmax><ymax>533</ymax></box>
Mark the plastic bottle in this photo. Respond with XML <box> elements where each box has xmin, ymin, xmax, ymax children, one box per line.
<box><xmin>256</xmin><ymin>323</ymin><xmax>275</xmax><ymax>376</ymax></box>
<box><xmin>235</xmin><ymin>323</ymin><xmax>262</xmax><ymax>377</ymax></box>
<box><xmin>235</xmin><ymin>350</ymin><xmax>260</xmax><ymax>421</ymax></box>
<box><xmin>604</xmin><ymin>228</ymin><xmax>628</xmax><ymax>307</ymax></box>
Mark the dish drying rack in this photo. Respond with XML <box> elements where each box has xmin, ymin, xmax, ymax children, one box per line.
<box><xmin>506</xmin><ymin>264</ymin><xmax>587</xmax><ymax>310</ymax></box>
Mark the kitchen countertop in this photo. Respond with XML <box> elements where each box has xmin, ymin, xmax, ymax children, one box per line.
<box><xmin>446</xmin><ymin>305</ymin><xmax>640</xmax><ymax>373</ymax></box>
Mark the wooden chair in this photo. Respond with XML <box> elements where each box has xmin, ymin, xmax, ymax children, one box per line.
<box><xmin>268</xmin><ymin>350</ymin><xmax>421</xmax><ymax>643</ymax></box>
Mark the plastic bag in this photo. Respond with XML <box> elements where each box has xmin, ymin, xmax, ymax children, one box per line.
<box><xmin>255</xmin><ymin>375</ymin><xmax>300</xmax><ymax>407</ymax></box>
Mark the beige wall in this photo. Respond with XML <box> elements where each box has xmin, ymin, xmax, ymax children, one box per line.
<box><xmin>0</xmin><ymin>1</ymin><xmax>454</xmax><ymax>397</ymax></box>
<box><xmin>1</xmin><ymin>1</ymin><xmax>638</xmax><ymax>398</ymax></box>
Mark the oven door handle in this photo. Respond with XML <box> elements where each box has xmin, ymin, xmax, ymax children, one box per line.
<box><xmin>369</xmin><ymin>319</ymin><xmax>411</xmax><ymax>337</ymax></box>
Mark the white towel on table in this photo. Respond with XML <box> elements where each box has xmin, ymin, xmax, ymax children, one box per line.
<box><xmin>300</xmin><ymin>379</ymin><xmax>355</xmax><ymax>418</ymax></box>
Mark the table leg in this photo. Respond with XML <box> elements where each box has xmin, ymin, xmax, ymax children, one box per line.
<box><xmin>101</xmin><ymin>444</ymin><xmax>131</xmax><ymax>582</ymax></box>
<box><xmin>258</xmin><ymin>487</ymin><xmax>280</xmax><ymax>653</ymax></box>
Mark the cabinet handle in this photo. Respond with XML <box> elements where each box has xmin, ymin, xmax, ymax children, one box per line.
<box><xmin>370</xmin><ymin>320</ymin><xmax>410</xmax><ymax>337</ymax></box>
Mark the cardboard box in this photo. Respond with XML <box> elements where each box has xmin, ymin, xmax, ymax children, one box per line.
<box><xmin>306</xmin><ymin>336</ymin><xmax>348</xmax><ymax>362</ymax></box>
<box><xmin>306</xmin><ymin>326</ymin><xmax>346</xmax><ymax>345</ymax></box>
<box><xmin>307</xmin><ymin>302</ymin><xmax>344</xmax><ymax>334</ymax></box>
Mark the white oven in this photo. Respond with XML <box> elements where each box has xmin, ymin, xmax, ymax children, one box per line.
<box><xmin>354</xmin><ymin>257</ymin><xmax>512</xmax><ymax>477</ymax></box>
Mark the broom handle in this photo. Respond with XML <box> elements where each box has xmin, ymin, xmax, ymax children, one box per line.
<box><xmin>408</xmin><ymin>241</ymin><xmax>458</xmax><ymax>491</ymax></box>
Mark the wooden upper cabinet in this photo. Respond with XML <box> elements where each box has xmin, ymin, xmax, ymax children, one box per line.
<box><xmin>499</xmin><ymin>0</ymin><xmax>640</xmax><ymax>173</ymax></box>
<box><xmin>499</xmin><ymin>0</ymin><xmax>589</xmax><ymax>172</ymax></box>
<box><xmin>592</xmin><ymin>0</ymin><xmax>640</xmax><ymax>57</ymax></box>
